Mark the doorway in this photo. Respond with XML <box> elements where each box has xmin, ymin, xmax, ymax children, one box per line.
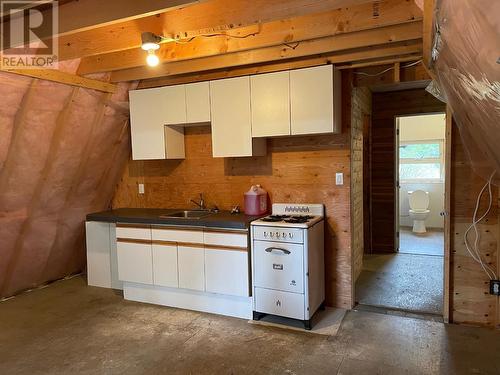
<box><xmin>356</xmin><ymin>110</ymin><xmax>447</xmax><ymax>316</ymax></box>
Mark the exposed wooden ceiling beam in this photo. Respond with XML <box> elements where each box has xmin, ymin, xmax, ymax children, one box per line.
<box><xmin>138</xmin><ymin>53</ymin><xmax>422</xmax><ymax>89</ymax></box>
<box><xmin>0</xmin><ymin>69</ymin><xmax>117</xmax><ymax>93</ymax></box>
<box><xmin>110</xmin><ymin>22</ymin><xmax>422</xmax><ymax>82</ymax></box>
<box><xmin>1</xmin><ymin>1</ymin><xmax>201</xmax><ymax>51</ymax></box>
<box><xmin>423</xmin><ymin>0</ymin><xmax>437</xmax><ymax>71</ymax></box>
<box><xmin>58</xmin><ymin>0</ymin><xmax>375</xmax><ymax>61</ymax></box>
<box><xmin>77</xmin><ymin>0</ymin><xmax>422</xmax><ymax>75</ymax></box>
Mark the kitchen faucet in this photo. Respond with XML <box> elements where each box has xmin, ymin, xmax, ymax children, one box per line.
<box><xmin>191</xmin><ymin>193</ymin><xmax>206</xmax><ymax>210</ymax></box>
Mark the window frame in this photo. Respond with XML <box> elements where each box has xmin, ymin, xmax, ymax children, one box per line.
<box><xmin>399</xmin><ymin>139</ymin><xmax>444</xmax><ymax>183</ymax></box>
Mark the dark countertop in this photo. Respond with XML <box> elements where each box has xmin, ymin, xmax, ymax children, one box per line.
<box><xmin>86</xmin><ymin>208</ymin><xmax>264</xmax><ymax>230</ymax></box>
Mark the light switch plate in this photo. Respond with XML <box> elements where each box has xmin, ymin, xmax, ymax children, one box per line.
<box><xmin>138</xmin><ymin>183</ymin><xmax>145</xmax><ymax>194</ymax></box>
<box><xmin>336</xmin><ymin>173</ymin><xmax>343</xmax><ymax>185</ymax></box>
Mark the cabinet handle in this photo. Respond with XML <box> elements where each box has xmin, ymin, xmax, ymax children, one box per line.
<box><xmin>265</xmin><ymin>247</ymin><xmax>291</xmax><ymax>255</ymax></box>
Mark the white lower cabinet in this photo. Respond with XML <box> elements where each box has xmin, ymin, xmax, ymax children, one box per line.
<box><xmin>117</xmin><ymin>240</ymin><xmax>153</xmax><ymax>284</ymax></box>
<box><xmin>205</xmin><ymin>248</ymin><xmax>249</xmax><ymax>297</ymax></box>
<box><xmin>178</xmin><ymin>245</ymin><xmax>205</xmax><ymax>291</ymax></box>
<box><xmin>152</xmin><ymin>243</ymin><xmax>178</xmax><ymax>288</ymax></box>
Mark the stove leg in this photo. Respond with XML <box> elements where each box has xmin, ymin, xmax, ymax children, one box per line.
<box><xmin>253</xmin><ymin>311</ymin><xmax>264</xmax><ymax>321</ymax></box>
<box><xmin>303</xmin><ymin>319</ymin><xmax>312</xmax><ymax>330</ymax></box>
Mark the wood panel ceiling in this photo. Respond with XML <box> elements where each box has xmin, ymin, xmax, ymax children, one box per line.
<box><xmin>0</xmin><ymin>0</ymin><xmax>425</xmax><ymax>88</ymax></box>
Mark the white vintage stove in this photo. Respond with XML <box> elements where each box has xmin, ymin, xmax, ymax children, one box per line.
<box><xmin>251</xmin><ymin>203</ymin><xmax>325</xmax><ymax>330</ymax></box>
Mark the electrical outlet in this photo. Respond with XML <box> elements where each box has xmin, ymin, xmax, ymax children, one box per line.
<box><xmin>336</xmin><ymin>172</ymin><xmax>344</xmax><ymax>185</ymax></box>
<box><xmin>490</xmin><ymin>280</ymin><xmax>500</xmax><ymax>296</ymax></box>
<box><xmin>138</xmin><ymin>183</ymin><xmax>145</xmax><ymax>194</ymax></box>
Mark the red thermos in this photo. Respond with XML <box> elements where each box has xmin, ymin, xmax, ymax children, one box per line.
<box><xmin>244</xmin><ymin>185</ymin><xmax>268</xmax><ymax>215</ymax></box>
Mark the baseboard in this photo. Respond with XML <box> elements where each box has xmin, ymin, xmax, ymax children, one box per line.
<box><xmin>123</xmin><ymin>282</ymin><xmax>253</xmax><ymax>319</ymax></box>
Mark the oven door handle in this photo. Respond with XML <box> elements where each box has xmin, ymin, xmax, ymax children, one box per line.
<box><xmin>265</xmin><ymin>247</ymin><xmax>291</xmax><ymax>255</ymax></box>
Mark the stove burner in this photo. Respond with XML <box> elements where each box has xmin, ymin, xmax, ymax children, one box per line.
<box><xmin>261</xmin><ymin>214</ymin><xmax>291</xmax><ymax>222</ymax></box>
<box><xmin>284</xmin><ymin>217</ymin><xmax>310</xmax><ymax>223</ymax></box>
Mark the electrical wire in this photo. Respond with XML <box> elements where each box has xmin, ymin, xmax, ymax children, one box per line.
<box><xmin>173</xmin><ymin>30</ymin><xmax>259</xmax><ymax>44</ymax></box>
<box><xmin>353</xmin><ymin>59</ymin><xmax>423</xmax><ymax>77</ymax></box>
<box><xmin>463</xmin><ymin>170</ymin><xmax>498</xmax><ymax>280</ymax></box>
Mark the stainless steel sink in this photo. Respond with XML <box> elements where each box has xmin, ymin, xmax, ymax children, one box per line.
<box><xmin>159</xmin><ymin>210</ymin><xmax>211</xmax><ymax>219</ymax></box>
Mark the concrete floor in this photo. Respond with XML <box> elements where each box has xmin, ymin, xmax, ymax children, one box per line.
<box><xmin>1</xmin><ymin>277</ymin><xmax>499</xmax><ymax>375</ymax></box>
<box><xmin>356</xmin><ymin>253</ymin><xmax>443</xmax><ymax>314</ymax></box>
<box><xmin>400</xmin><ymin>227</ymin><xmax>444</xmax><ymax>256</ymax></box>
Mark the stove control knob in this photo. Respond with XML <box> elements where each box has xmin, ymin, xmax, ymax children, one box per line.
<box><xmin>289</xmin><ymin>233</ymin><xmax>293</xmax><ymax>238</ymax></box>
<box><xmin>263</xmin><ymin>231</ymin><xmax>268</xmax><ymax>237</ymax></box>
<box><xmin>270</xmin><ymin>232</ymin><xmax>274</xmax><ymax>237</ymax></box>
<box><xmin>282</xmin><ymin>232</ymin><xmax>287</xmax><ymax>238</ymax></box>
<box><xmin>275</xmin><ymin>231</ymin><xmax>280</xmax><ymax>238</ymax></box>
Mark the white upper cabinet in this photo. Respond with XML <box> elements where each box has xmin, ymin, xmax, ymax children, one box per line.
<box><xmin>251</xmin><ymin>71</ymin><xmax>290</xmax><ymax>137</ymax></box>
<box><xmin>129</xmin><ymin>87</ymin><xmax>185</xmax><ymax>160</ymax></box>
<box><xmin>210</xmin><ymin>76</ymin><xmax>265</xmax><ymax>157</ymax></box>
<box><xmin>186</xmin><ymin>82</ymin><xmax>211</xmax><ymax>123</ymax></box>
<box><xmin>129</xmin><ymin>87</ymin><xmax>168</xmax><ymax>160</ymax></box>
<box><xmin>163</xmin><ymin>85</ymin><xmax>187</xmax><ymax>125</ymax></box>
<box><xmin>290</xmin><ymin>65</ymin><xmax>341</xmax><ymax>135</ymax></box>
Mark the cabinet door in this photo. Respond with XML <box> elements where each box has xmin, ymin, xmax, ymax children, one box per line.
<box><xmin>163</xmin><ymin>85</ymin><xmax>187</xmax><ymax>125</ymax></box>
<box><xmin>251</xmin><ymin>71</ymin><xmax>290</xmax><ymax>137</ymax></box>
<box><xmin>205</xmin><ymin>248</ymin><xmax>249</xmax><ymax>297</ymax></box>
<box><xmin>116</xmin><ymin>240</ymin><xmax>153</xmax><ymax>284</ymax></box>
<box><xmin>86</xmin><ymin>221</ymin><xmax>112</xmax><ymax>288</ymax></box>
<box><xmin>290</xmin><ymin>65</ymin><xmax>336</xmax><ymax>135</ymax></box>
<box><xmin>186</xmin><ymin>82</ymin><xmax>211</xmax><ymax>123</ymax></box>
<box><xmin>152</xmin><ymin>243</ymin><xmax>178</xmax><ymax>288</ymax></box>
<box><xmin>178</xmin><ymin>245</ymin><xmax>205</xmax><ymax>291</ymax></box>
<box><xmin>129</xmin><ymin>87</ymin><xmax>167</xmax><ymax>160</ymax></box>
<box><xmin>209</xmin><ymin>76</ymin><xmax>254</xmax><ymax>157</ymax></box>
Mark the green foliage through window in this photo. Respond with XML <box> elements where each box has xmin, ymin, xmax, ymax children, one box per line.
<box><xmin>399</xmin><ymin>143</ymin><xmax>440</xmax><ymax>159</ymax></box>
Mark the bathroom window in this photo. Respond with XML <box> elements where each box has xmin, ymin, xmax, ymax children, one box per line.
<box><xmin>399</xmin><ymin>141</ymin><xmax>444</xmax><ymax>182</ymax></box>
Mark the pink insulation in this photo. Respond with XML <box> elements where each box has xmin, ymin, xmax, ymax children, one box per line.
<box><xmin>431</xmin><ymin>0</ymin><xmax>500</xmax><ymax>181</ymax></box>
<box><xmin>0</xmin><ymin>65</ymin><xmax>136</xmax><ymax>298</ymax></box>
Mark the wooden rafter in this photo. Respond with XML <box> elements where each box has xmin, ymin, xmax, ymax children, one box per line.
<box><xmin>0</xmin><ymin>69</ymin><xmax>117</xmax><ymax>93</ymax></box>
<box><xmin>77</xmin><ymin>0</ymin><xmax>423</xmax><ymax>75</ymax></box>
<box><xmin>1</xmin><ymin>0</ymin><xmax>201</xmax><ymax>51</ymax></box>
<box><xmin>57</xmin><ymin>0</ymin><xmax>374</xmax><ymax>61</ymax></box>
<box><xmin>423</xmin><ymin>0</ymin><xmax>437</xmax><ymax>70</ymax></box>
<box><xmin>110</xmin><ymin>23</ymin><xmax>422</xmax><ymax>82</ymax></box>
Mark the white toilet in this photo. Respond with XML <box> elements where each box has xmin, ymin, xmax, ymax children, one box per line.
<box><xmin>408</xmin><ymin>190</ymin><xmax>430</xmax><ymax>233</ymax></box>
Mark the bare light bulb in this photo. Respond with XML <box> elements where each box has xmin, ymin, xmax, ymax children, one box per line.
<box><xmin>146</xmin><ymin>50</ymin><xmax>159</xmax><ymax>67</ymax></box>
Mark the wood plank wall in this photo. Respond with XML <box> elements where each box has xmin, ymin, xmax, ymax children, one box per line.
<box><xmin>351</xmin><ymin>86</ymin><xmax>372</xmax><ymax>281</ymax></box>
<box><xmin>450</xmin><ymin>126</ymin><xmax>499</xmax><ymax>328</ymax></box>
<box><xmin>112</xmin><ymin>73</ymin><xmax>354</xmax><ymax>309</ymax></box>
<box><xmin>369</xmin><ymin>89</ymin><xmax>445</xmax><ymax>253</ymax></box>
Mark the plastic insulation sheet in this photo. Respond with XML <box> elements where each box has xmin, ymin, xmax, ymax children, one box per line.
<box><xmin>0</xmin><ymin>64</ymin><xmax>137</xmax><ymax>298</ymax></box>
<box><xmin>430</xmin><ymin>0</ymin><xmax>500</xmax><ymax>183</ymax></box>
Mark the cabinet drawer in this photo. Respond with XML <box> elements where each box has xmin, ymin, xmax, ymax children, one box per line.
<box><xmin>116</xmin><ymin>224</ymin><xmax>151</xmax><ymax>240</ymax></box>
<box><xmin>204</xmin><ymin>230</ymin><xmax>248</xmax><ymax>248</ymax></box>
<box><xmin>253</xmin><ymin>240</ymin><xmax>304</xmax><ymax>293</ymax></box>
<box><xmin>152</xmin><ymin>243</ymin><xmax>178</xmax><ymax>288</ymax></box>
<box><xmin>254</xmin><ymin>287</ymin><xmax>304</xmax><ymax>320</ymax></box>
<box><xmin>152</xmin><ymin>227</ymin><xmax>203</xmax><ymax>244</ymax></box>
<box><xmin>205</xmin><ymin>248</ymin><xmax>249</xmax><ymax>297</ymax></box>
<box><xmin>117</xmin><ymin>240</ymin><xmax>153</xmax><ymax>284</ymax></box>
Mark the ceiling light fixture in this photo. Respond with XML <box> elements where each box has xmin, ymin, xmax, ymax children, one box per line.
<box><xmin>141</xmin><ymin>32</ymin><xmax>173</xmax><ymax>67</ymax></box>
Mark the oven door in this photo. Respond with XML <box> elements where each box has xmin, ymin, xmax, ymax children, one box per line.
<box><xmin>253</xmin><ymin>240</ymin><xmax>304</xmax><ymax>293</ymax></box>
